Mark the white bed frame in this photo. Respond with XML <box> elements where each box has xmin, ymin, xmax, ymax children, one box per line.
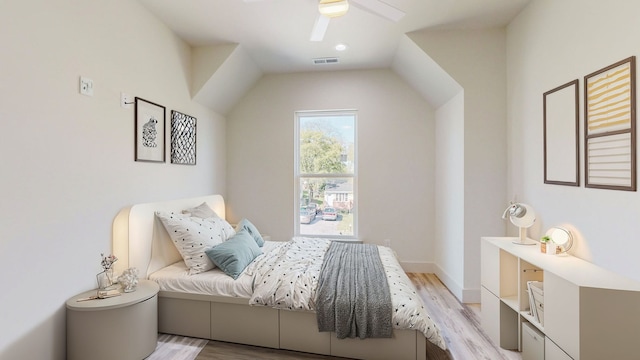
<box><xmin>112</xmin><ymin>195</ymin><xmax>450</xmax><ymax>360</ymax></box>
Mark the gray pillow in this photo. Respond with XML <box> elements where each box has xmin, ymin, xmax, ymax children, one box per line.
<box><xmin>182</xmin><ymin>202</ymin><xmax>220</xmax><ymax>219</ymax></box>
<box><xmin>205</xmin><ymin>230</ymin><xmax>262</xmax><ymax>279</ymax></box>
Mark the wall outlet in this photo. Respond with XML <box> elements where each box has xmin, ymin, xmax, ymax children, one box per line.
<box><xmin>384</xmin><ymin>239</ymin><xmax>391</xmax><ymax>248</ymax></box>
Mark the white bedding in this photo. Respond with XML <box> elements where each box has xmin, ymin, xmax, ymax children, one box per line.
<box><xmin>249</xmin><ymin>237</ymin><xmax>447</xmax><ymax>350</ymax></box>
<box><xmin>149</xmin><ymin>241</ymin><xmax>284</xmax><ymax>298</ymax></box>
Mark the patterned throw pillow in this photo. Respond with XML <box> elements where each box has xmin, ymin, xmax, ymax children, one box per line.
<box><xmin>155</xmin><ymin>211</ymin><xmax>226</xmax><ymax>275</ymax></box>
<box><xmin>182</xmin><ymin>202</ymin><xmax>235</xmax><ymax>241</ymax></box>
<box><xmin>206</xmin><ymin>217</ymin><xmax>236</xmax><ymax>242</ymax></box>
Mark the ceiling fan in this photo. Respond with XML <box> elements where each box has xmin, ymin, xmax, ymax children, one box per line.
<box><xmin>244</xmin><ymin>0</ymin><xmax>405</xmax><ymax>42</ymax></box>
<box><xmin>310</xmin><ymin>0</ymin><xmax>405</xmax><ymax>41</ymax></box>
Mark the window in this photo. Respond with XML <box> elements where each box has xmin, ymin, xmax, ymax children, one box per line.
<box><xmin>295</xmin><ymin>110</ymin><xmax>357</xmax><ymax>238</ymax></box>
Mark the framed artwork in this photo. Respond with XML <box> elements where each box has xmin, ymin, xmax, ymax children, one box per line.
<box><xmin>584</xmin><ymin>56</ymin><xmax>636</xmax><ymax>191</ymax></box>
<box><xmin>170</xmin><ymin>110</ymin><xmax>197</xmax><ymax>165</ymax></box>
<box><xmin>543</xmin><ymin>79</ymin><xmax>580</xmax><ymax>186</ymax></box>
<box><xmin>135</xmin><ymin>97</ymin><xmax>166</xmax><ymax>163</ymax></box>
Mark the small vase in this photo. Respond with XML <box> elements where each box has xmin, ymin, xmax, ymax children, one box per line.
<box><xmin>122</xmin><ymin>283</ymin><xmax>137</xmax><ymax>293</ymax></box>
<box><xmin>96</xmin><ymin>269</ymin><xmax>114</xmax><ymax>289</ymax></box>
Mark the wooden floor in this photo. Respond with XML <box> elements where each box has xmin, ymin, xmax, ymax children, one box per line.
<box><xmin>145</xmin><ymin>273</ymin><xmax>521</xmax><ymax>360</ymax></box>
<box><xmin>408</xmin><ymin>273</ymin><xmax>520</xmax><ymax>360</ymax></box>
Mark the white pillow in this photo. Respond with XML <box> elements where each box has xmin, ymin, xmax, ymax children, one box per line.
<box><xmin>181</xmin><ymin>202</ymin><xmax>235</xmax><ymax>241</ymax></box>
<box><xmin>206</xmin><ymin>217</ymin><xmax>236</xmax><ymax>241</ymax></box>
<box><xmin>155</xmin><ymin>211</ymin><xmax>227</xmax><ymax>275</ymax></box>
<box><xmin>181</xmin><ymin>202</ymin><xmax>220</xmax><ymax>219</ymax></box>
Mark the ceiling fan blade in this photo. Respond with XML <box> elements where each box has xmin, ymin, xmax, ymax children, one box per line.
<box><xmin>350</xmin><ymin>0</ymin><xmax>405</xmax><ymax>22</ymax></box>
<box><xmin>310</xmin><ymin>15</ymin><xmax>330</xmax><ymax>42</ymax></box>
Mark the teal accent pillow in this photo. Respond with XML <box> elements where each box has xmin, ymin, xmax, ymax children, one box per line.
<box><xmin>236</xmin><ymin>218</ymin><xmax>265</xmax><ymax>247</ymax></box>
<box><xmin>205</xmin><ymin>230</ymin><xmax>262</xmax><ymax>279</ymax></box>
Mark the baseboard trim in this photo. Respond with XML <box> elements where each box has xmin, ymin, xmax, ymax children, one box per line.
<box><xmin>432</xmin><ymin>265</ymin><xmax>480</xmax><ymax>304</ymax></box>
<box><xmin>399</xmin><ymin>262</ymin><xmax>481</xmax><ymax>303</ymax></box>
<box><xmin>461</xmin><ymin>288</ymin><xmax>480</xmax><ymax>303</ymax></box>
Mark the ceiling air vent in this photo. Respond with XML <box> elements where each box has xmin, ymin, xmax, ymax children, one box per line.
<box><xmin>313</xmin><ymin>57</ymin><xmax>339</xmax><ymax>65</ymax></box>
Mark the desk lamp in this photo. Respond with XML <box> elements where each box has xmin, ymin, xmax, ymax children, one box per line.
<box><xmin>502</xmin><ymin>203</ymin><xmax>537</xmax><ymax>245</ymax></box>
<box><xmin>547</xmin><ymin>226</ymin><xmax>574</xmax><ymax>253</ymax></box>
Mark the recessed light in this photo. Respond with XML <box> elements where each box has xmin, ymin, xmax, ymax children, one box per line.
<box><xmin>335</xmin><ymin>43</ymin><xmax>348</xmax><ymax>51</ymax></box>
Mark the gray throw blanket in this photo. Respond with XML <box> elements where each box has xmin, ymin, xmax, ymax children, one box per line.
<box><xmin>315</xmin><ymin>242</ymin><xmax>393</xmax><ymax>339</ymax></box>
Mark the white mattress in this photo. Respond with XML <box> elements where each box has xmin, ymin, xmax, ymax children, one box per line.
<box><xmin>148</xmin><ymin>241</ymin><xmax>284</xmax><ymax>298</ymax></box>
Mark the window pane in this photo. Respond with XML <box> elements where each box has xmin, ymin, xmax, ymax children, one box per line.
<box><xmin>299</xmin><ymin>177</ymin><xmax>354</xmax><ymax>236</ymax></box>
<box><xmin>299</xmin><ymin>115</ymin><xmax>355</xmax><ymax>175</ymax></box>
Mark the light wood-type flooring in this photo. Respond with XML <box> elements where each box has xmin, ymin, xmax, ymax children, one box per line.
<box><xmin>145</xmin><ymin>273</ymin><xmax>521</xmax><ymax>360</ymax></box>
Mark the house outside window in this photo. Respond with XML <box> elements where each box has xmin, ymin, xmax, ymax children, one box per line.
<box><xmin>295</xmin><ymin>110</ymin><xmax>357</xmax><ymax>239</ymax></box>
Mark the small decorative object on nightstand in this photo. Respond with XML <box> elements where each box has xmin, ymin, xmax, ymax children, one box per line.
<box><xmin>118</xmin><ymin>267</ymin><xmax>139</xmax><ymax>292</ymax></box>
<box><xmin>97</xmin><ymin>253</ymin><xmax>118</xmax><ymax>290</ymax></box>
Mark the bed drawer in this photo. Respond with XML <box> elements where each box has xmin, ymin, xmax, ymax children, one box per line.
<box><xmin>331</xmin><ymin>329</ymin><xmax>419</xmax><ymax>360</ymax></box>
<box><xmin>211</xmin><ymin>302</ymin><xmax>279</xmax><ymax>348</ymax></box>
<box><xmin>280</xmin><ymin>310</ymin><xmax>331</xmax><ymax>355</ymax></box>
<box><xmin>158</xmin><ymin>297</ymin><xmax>210</xmax><ymax>339</ymax></box>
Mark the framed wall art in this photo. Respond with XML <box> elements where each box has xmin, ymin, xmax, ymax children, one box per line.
<box><xmin>170</xmin><ymin>110</ymin><xmax>197</xmax><ymax>165</ymax></box>
<box><xmin>135</xmin><ymin>97</ymin><xmax>166</xmax><ymax>163</ymax></box>
<box><xmin>584</xmin><ymin>56</ymin><xmax>636</xmax><ymax>191</ymax></box>
<box><xmin>543</xmin><ymin>79</ymin><xmax>580</xmax><ymax>186</ymax></box>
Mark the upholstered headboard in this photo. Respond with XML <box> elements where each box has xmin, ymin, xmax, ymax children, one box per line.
<box><xmin>112</xmin><ymin>195</ymin><xmax>225</xmax><ymax>277</ymax></box>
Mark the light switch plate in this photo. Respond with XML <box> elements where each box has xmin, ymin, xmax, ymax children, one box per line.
<box><xmin>79</xmin><ymin>76</ymin><xmax>93</xmax><ymax>96</ymax></box>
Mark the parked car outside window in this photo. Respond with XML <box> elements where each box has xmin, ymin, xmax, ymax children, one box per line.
<box><xmin>300</xmin><ymin>207</ymin><xmax>316</xmax><ymax>224</ymax></box>
<box><xmin>322</xmin><ymin>207</ymin><xmax>337</xmax><ymax>221</ymax></box>
<box><xmin>307</xmin><ymin>203</ymin><xmax>319</xmax><ymax>214</ymax></box>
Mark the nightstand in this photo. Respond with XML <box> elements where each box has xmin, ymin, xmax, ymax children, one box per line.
<box><xmin>66</xmin><ymin>279</ymin><xmax>159</xmax><ymax>360</ymax></box>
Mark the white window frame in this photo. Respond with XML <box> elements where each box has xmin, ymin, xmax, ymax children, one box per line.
<box><xmin>294</xmin><ymin>110</ymin><xmax>358</xmax><ymax>240</ymax></box>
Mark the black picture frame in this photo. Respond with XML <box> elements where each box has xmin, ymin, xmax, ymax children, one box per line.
<box><xmin>134</xmin><ymin>97</ymin><xmax>166</xmax><ymax>163</ymax></box>
<box><xmin>170</xmin><ymin>110</ymin><xmax>197</xmax><ymax>165</ymax></box>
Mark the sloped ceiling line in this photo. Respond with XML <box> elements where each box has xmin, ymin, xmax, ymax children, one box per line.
<box><xmin>391</xmin><ymin>34</ymin><xmax>462</xmax><ymax>109</ymax></box>
<box><xmin>192</xmin><ymin>34</ymin><xmax>461</xmax><ymax>114</ymax></box>
<box><xmin>191</xmin><ymin>43</ymin><xmax>263</xmax><ymax>115</ymax></box>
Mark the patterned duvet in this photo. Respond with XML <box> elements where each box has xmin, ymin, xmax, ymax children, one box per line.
<box><xmin>245</xmin><ymin>237</ymin><xmax>447</xmax><ymax>350</ymax></box>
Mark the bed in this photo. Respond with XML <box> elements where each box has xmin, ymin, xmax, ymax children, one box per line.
<box><xmin>112</xmin><ymin>195</ymin><xmax>450</xmax><ymax>360</ymax></box>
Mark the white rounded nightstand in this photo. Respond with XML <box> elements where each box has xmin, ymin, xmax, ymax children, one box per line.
<box><xmin>66</xmin><ymin>279</ymin><xmax>159</xmax><ymax>360</ymax></box>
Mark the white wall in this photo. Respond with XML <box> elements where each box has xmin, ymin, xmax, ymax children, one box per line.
<box><xmin>409</xmin><ymin>29</ymin><xmax>508</xmax><ymax>302</ymax></box>
<box><xmin>226</xmin><ymin>69</ymin><xmax>437</xmax><ymax>269</ymax></box>
<box><xmin>507</xmin><ymin>0</ymin><xmax>640</xmax><ymax>281</ymax></box>
<box><xmin>434</xmin><ymin>91</ymin><xmax>466</xmax><ymax>298</ymax></box>
<box><xmin>0</xmin><ymin>1</ymin><xmax>226</xmax><ymax>358</ymax></box>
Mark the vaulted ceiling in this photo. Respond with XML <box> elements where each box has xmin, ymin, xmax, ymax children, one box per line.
<box><xmin>138</xmin><ymin>0</ymin><xmax>531</xmax><ymax>113</ymax></box>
